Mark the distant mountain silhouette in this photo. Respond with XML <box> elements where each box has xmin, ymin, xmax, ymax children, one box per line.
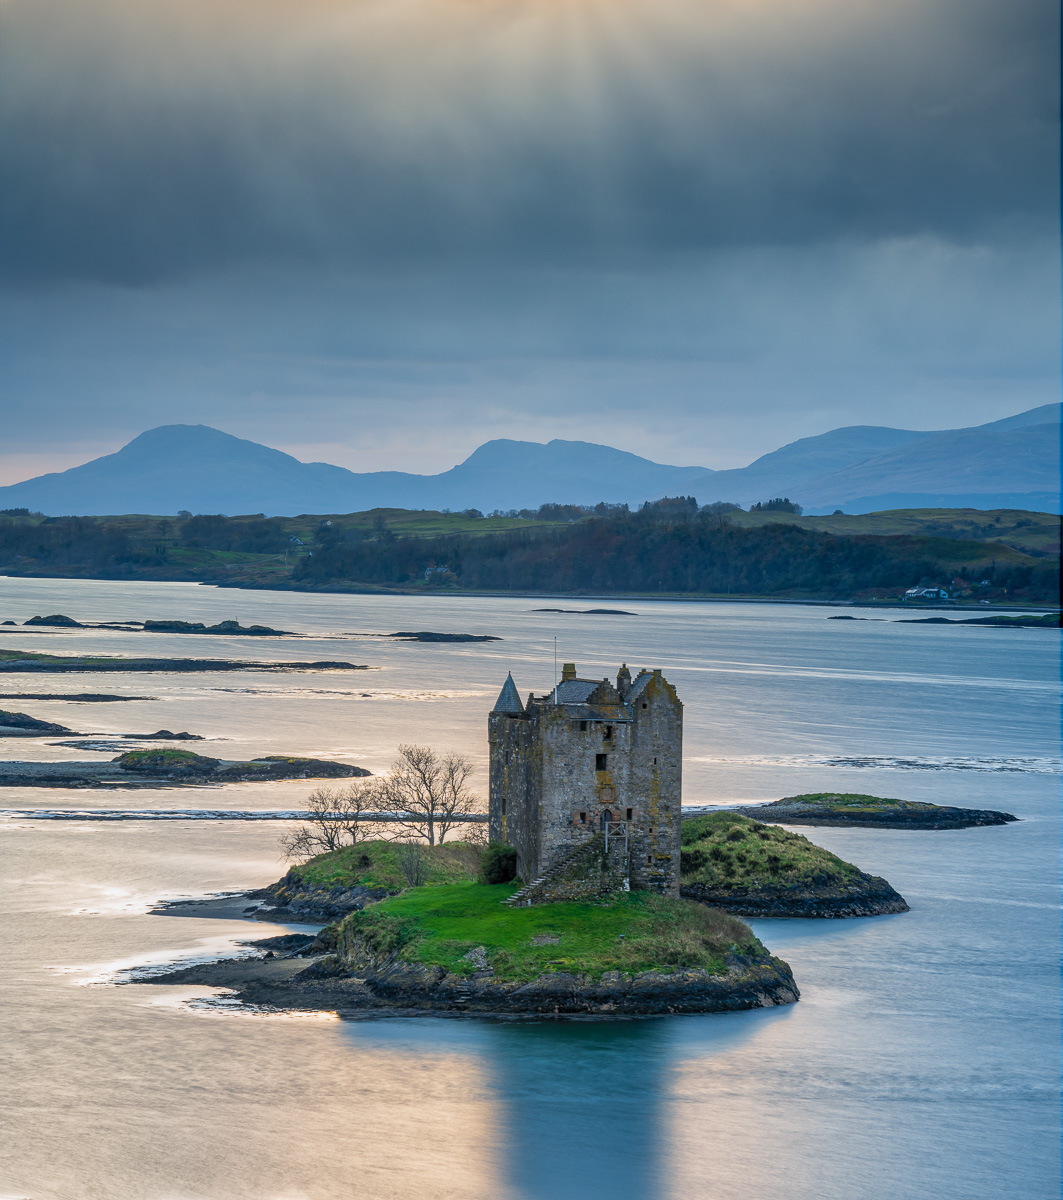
<box><xmin>0</xmin><ymin>404</ymin><xmax>1057</xmax><ymax>516</ymax></box>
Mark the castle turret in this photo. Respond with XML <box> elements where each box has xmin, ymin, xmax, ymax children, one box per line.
<box><xmin>492</xmin><ymin>672</ymin><xmax>524</xmax><ymax>715</ymax></box>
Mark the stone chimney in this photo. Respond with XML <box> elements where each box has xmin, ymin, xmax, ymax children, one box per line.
<box><xmin>561</xmin><ymin>662</ymin><xmax>577</xmax><ymax>681</ymax></box>
<box><xmin>617</xmin><ymin>663</ymin><xmax>632</xmax><ymax>697</ymax></box>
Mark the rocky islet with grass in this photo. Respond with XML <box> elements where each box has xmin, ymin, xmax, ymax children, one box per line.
<box><xmin>736</xmin><ymin>793</ymin><xmax>1017</xmax><ymax>829</ymax></box>
<box><xmin>148</xmin><ymin>841</ymin><xmax>799</xmax><ymax>1016</ymax></box>
<box><xmin>679</xmin><ymin>812</ymin><xmax>909</xmax><ymax>918</ymax></box>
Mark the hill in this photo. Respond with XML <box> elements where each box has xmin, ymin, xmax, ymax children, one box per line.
<box><xmin>0</xmin><ymin>404</ymin><xmax>1057</xmax><ymax>516</ymax></box>
<box><xmin>1</xmin><ymin>503</ymin><xmax>1054</xmax><ymax>603</ymax></box>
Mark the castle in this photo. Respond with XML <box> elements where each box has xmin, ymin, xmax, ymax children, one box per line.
<box><xmin>488</xmin><ymin>662</ymin><xmax>682</xmax><ymax>900</ymax></box>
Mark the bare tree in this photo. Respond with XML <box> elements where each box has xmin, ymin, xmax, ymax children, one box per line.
<box><xmin>380</xmin><ymin>743</ymin><xmax>482</xmax><ymax>845</ymax></box>
<box><xmin>280</xmin><ymin>780</ymin><xmax>378</xmax><ymax>861</ymax></box>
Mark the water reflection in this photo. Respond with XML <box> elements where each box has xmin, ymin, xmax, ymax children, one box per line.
<box><xmin>342</xmin><ymin>1007</ymin><xmax>791</xmax><ymax>1200</ymax></box>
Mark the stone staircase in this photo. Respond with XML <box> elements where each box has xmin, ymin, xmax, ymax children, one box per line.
<box><xmin>450</xmin><ymin>980</ymin><xmax>476</xmax><ymax>1006</ymax></box>
<box><xmin>504</xmin><ymin>832</ymin><xmax>612</xmax><ymax>907</ymax></box>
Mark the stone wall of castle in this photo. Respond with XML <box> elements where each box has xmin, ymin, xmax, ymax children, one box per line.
<box><xmin>489</xmin><ymin>667</ymin><xmax>682</xmax><ymax>896</ymax></box>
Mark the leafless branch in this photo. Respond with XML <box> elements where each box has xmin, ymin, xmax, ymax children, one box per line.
<box><xmin>380</xmin><ymin>743</ymin><xmax>483</xmax><ymax>844</ymax></box>
<box><xmin>280</xmin><ymin>779</ymin><xmax>379</xmax><ymax>861</ymax></box>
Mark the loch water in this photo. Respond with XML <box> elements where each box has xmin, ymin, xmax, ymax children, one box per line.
<box><xmin>0</xmin><ymin>578</ymin><xmax>1058</xmax><ymax>1200</ymax></box>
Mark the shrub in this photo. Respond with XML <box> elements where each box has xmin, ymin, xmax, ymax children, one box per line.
<box><xmin>395</xmin><ymin>841</ymin><xmax>430</xmax><ymax>888</ymax></box>
<box><xmin>479</xmin><ymin>843</ymin><xmax>518</xmax><ymax>884</ymax></box>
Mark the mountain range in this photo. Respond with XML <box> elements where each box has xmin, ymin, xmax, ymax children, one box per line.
<box><xmin>0</xmin><ymin>404</ymin><xmax>1058</xmax><ymax>517</ymax></box>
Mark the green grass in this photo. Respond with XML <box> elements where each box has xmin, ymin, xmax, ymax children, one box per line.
<box><xmin>336</xmin><ymin>882</ymin><xmax>757</xmax><ymax>980</ymax></box>
<box><xmin>291</xmin><ymin>839</ymin><xmax>482</xmax><ymax>891</ymax></box>
<box><xmin>114</xmin><ymin>749</ymin><xmax>217</xmax><ymax>768</ymax></box>
<box><xmin>777</xmin><ymin>792</ymin><xmax>938</xmax><ymax>813</ymax></box>
<box><xmin>681</xmin><ymin>812</ymin><xmax>861</xmax><ymax>889</ymax></box>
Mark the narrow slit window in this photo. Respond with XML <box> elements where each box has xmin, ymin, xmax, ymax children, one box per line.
<box><xmin>625</xmin><ymin>808</ymin><xmax>633</xmax><ymax>820</ymax></box>
<box><xmin>579</xmin><ymin>720</ymin><xmax>587</xmax><ymax>731</ymax></box>
<box><xmin>595</xmin><ymin>753</ymin><xmax>607</xmax><ymax>771</ymax></box>
<box><xmin>604</xmin><ymin>725</ymin><xmax>613</xmax><ymax>740</ymax></box>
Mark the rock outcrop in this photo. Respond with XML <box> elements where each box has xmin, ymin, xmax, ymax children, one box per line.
<box><xmin>260</xmin><ymin>873</ymin><xmax>395</xmax><ymax>923</ymax></box>
<box><xmin>681</xmin><ymin>875</ymin><xmax>909</xmax><ymax>919</ymax></box>
<box><xmin>737</xmin><ymin>795</ymin><xmax>1017</xmax><ymax>829</ymax></box>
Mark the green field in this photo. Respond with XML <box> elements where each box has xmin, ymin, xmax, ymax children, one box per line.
<box><xmin>730</xmin><ymin>507</ymin><xmax>1060</xmax><ymax>558</ymax></box>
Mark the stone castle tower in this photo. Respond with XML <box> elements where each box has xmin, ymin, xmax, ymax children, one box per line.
<box><xmin>488</xmin><ymin>663</ymin><xmax>682</xmax><ymax>896</ymax></box>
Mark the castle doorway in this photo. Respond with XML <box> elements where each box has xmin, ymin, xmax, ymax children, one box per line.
<box><xmin>600</xmin><ymin>809</ymin><xmax>613</xmax><ymax>829</ymax></box>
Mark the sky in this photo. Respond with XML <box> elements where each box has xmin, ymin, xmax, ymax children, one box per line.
<box><xmin>0</xmin><ymin>0</ymin><xmax>1058</xmax><ymax>484</ymax></box>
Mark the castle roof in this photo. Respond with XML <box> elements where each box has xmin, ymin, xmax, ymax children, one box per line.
<box><xmin>553</xmin><ymin>679</ymin><xmax>599</xmax><ymax>704</ymax></box>
<box><xmin>550</xmin><ymin>675</ymin><xmax>630</xmax><ymax>720</ymax></box>
<box><xmin>492</xmin><ymin>672</ymin><xmax>525</xmax><ymax>715</ymax></box>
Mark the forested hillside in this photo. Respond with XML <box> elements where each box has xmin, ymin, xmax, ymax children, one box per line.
<box><xmin>0</xmin><ymin>504</ymin><xmax>1055</xmax><ymax>603</ymax></box>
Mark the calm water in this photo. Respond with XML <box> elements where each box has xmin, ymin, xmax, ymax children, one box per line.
<box><xmin>0</xmin><ymin>578</ymin><xmax>1058</xmax><ymax>1200</ymax></box>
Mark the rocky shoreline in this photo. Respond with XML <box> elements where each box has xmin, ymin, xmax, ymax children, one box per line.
<box><xmin>736</xmin><ymin>796</ymin><xmax>1018</xmax><ymax>829</ymax></box>
<box><xmin>681</xmin><ymin>875</ymin><xmax>909</xmax><ymax>918</ymax></box>
<box><xmin>137</xmin><ymin>934</ymin><xmax>799</xmax><ymax>1017</ymax></box>
<box><xmin>259</xmin><ymin>875</ymin><xmax>396</xmax><ymax>922</ymax></box>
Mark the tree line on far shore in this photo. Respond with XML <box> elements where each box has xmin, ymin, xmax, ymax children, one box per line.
<box><xmin>295</xmin><ymin>506</ymin><xmax>1055</xmax><ymax>601</ymax></box>
<box><xmin>0</xmin><ymin>501</ymin><xmax>1055</xmax><ymax>601</ymax></box>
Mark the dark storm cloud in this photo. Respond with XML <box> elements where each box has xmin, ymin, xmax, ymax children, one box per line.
<box><xmin>0</xmin><ymin>0</ymin><xmax>1056</xmax><ymax>284</ymax></box>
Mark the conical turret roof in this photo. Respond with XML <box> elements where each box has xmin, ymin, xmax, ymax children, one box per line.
<box><xmin>492</xmin><ymin>672</ymin><xmax>524</xmax><ymax>714</ymax></box>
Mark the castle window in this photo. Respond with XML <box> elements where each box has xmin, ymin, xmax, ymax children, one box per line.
<box><xmin>626</xmin><ymin>807</ymin><xmax>633</xmax><ymax>820</ymax></box>
<box><xmin>595</xmin><ymin>753</ymin><xmax>607</xmax><ymax>771</ymax></box>
<box><xmin>642</xmin><ymin>703</ymin><xmax>648</xmax><ymax>710</ymax></box>
<box><xmin>646</xmin><ymin>855</ymin><xmax>653</xmax><ymax>864</ymax></box>
<box><xmin>653</xmin><ymin>757</ymin><xmax>657</xmax><ymax>765</ymax></box>
<box><xmin>604</xmin><ymin>725</ymin><xmax>613</xmax><ymax>741</ymax></box>
<box><xmin>578</xmin><ymin>811</ymin><xmax>587</xmax><ymax>824</ymax></box>
<box><xmin>501</xmin><ymin>797</ymin><xmax>507</xmax><ymax>815</ymax></box>
<box><xmin>579</xmin><ymin>721</ymin><xmax>587</xmax><ymax>731</ymax></box>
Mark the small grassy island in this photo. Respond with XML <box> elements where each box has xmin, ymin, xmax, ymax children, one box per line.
<box><xmin>0</xmin><ymin>749</ymin><xmax>368</xmax><ymax>789</ymax></box>
<box><xmin>736</xmin><ymin>793</ymin><xmax>1018</xmax><ymax>829</ymax></box>
<box><xmin>149</xmin><ymin>839</ymin><xmax>800</xmax><ymax>1016</ymax></box>
<box><xmin>679</xmin><ymin>813</ymin><xmax>909</xmax><ymax>917</ymax></box>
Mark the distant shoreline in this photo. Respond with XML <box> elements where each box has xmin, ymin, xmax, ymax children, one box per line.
<box><xmin>2</xmin><ymin>574</ymin><xmax>1051</xmax><ymax>615</ymax></box>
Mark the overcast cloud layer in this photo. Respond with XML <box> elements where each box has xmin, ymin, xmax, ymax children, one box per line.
<box><xmin>0</xmin><ymin>0</ymin><xmax>1057</xmax><ymax>481</ymax></box>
